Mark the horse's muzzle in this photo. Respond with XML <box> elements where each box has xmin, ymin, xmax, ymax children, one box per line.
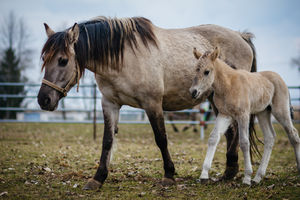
<box><xmin>37</xmin><ymin>86</ymin><xmax>60</xmax><ymax>111</ymax></box>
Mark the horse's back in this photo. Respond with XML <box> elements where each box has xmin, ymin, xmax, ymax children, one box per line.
<box><xmin>152</xmin><ymin>25</ymin><xmax>255</xmax><ymax>110</ymax></box>
<box><xmin>185</xmin><ymin>24</ymin><xmax>254</xmax><ymax>71</ymax></box>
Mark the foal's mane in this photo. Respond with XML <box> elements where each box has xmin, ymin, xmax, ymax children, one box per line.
<box><xmin>41</xmin><ymin>17</ymin><xmax>158</xmax><ymax>74</ymax></box>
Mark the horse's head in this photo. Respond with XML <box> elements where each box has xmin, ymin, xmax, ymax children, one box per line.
<box><xmin>189</xmin><ymin>47</ymin><xmax>220</xmax><ymax>99</ymax></box>
<box><xmin>38</xmin><ymin>23</ymin><xmax>81</xmax><ymax>111</ymax></box>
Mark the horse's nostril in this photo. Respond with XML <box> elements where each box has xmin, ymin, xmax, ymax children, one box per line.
<box><xmin>44</xmin><ymin>97</ymin><xmax>50</xmax><ymax>105</ymax></box>
<box><xmin>191</xmin><ymin>90</ymin><xmax>198</xmax><ymax>98</ymax></box>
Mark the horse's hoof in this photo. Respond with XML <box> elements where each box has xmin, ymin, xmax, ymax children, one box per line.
<box><xmin>161</xmin><ymin>177</ymin><xmax>176</xmax><ymax>186</ymax></box>
<box><xmin>222</xmin><ymin>164</ymin><xmax>239</xmax><ymax>180</ymax></box>
<box><xmin>83</xmin><ymin>178</ymin><xmax>102</xmax><ymax>190</ymax></box>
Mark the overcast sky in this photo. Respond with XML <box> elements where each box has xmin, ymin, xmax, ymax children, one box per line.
<box><xmin>1</xmin><ymin>0</ymin><xmax>299</xmax><ymax>88</ymax></box>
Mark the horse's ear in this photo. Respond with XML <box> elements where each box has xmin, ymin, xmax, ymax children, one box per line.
<box><xmin>210</xmin><ymin>46</ymin><xmax>220</xmax><ymax>61</ymax></box>
<box><xmin>44</xmin><ymin>23</ymin><xmax>55</xmax><ymax>38</ymax></box>
<box><xmin>193</xmin><ymin>47</ymin><xmax>202</xmax><ymax>59</ymax></box>
<box><xmin>67</xmin><ymin>23</ymin><xmax>79</xmax><ymax>44</ymax></box>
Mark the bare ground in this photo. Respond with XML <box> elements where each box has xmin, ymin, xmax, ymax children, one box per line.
<box><xmin>0</xmin><ymin>123</ymin><xmax>300</xmax><ymax>199</ymax></box>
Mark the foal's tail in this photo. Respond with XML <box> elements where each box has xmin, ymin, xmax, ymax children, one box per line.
<box><xmin>289</xmin><ymin>92</ymin><xmax>294</xmax><ymax>120</ymax></box>
<box><xmin>241</xmin><ymin>32</ymin><xmax>263</xmax><ymax>162</ymax></box>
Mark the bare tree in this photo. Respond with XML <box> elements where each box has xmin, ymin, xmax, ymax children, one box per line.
<box><xmin>0</xmin><ymin>11</ymin><xmax>32</xmax><ymax>119</ymax></box>
<box><xmin>0</xmin><ymin>11</ymin><xmax>33</xmax><ymax>71</ymax></box>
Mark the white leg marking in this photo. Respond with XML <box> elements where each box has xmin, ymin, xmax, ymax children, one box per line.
<box><xmin>237</xmin><ymin>116</ymin><xmax>253</xmax><ymax>185</ymax></box>
<box><xmin>273</xmin><ymin>108</ymin><xmax>300</xmax><ymax>173</ymax></box>
<box><xmin>200</xmin><ymin>114</ymin><xmax>232</xmax><ymax>180</ymax></box>
<box><xmin>253</xmin><ymin>110</ymin><xmax>275</xmax><ymax>183</ymax></box>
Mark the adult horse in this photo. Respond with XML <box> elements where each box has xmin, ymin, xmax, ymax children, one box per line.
<box><xmin>37</xmin><ymin>16</ymin><xmax>257</xmax><ymax>190</ymax></box>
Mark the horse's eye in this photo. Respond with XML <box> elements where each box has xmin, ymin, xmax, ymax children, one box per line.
<box><xmin>204</xmin><ymin>70</ymin><xmax>210</xmax><ymax>76</ymax></box>
<box><xmin>58</xmin><ymin>57</ymin><xmax>68</xmax><ymax>67</ymax></box>
<box><xmin>196</xmin><ymin>68</ymin><xmax>200</xmax><ymax>72</ymax></box>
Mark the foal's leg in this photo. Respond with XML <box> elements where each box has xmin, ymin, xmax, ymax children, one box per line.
<box><xmin>208</xmin><ymin>95</ymin><xmax>239</xmax><ymax>179</ymax></box>
<box><xmin>145</xmin><ymin>104</ymin><xmax>175</xmax><ymax>185</ymax></box>
<box><xmin>200</xmin><ymin>114</ymin><xmax>232</xmax><ymax>180</ymax></box>
<box><xmin>253</xmin><ymin>110</ymin><xmax>275</xmax><ymax>183</ymax></box>
<box><xmin>84</xmin><ymin>97</ymin><xmax>120</xmax><ymax>190</ymax></box>
<box><xmin>272</xmin><ymin>104</ymin><xmax>300</xmax><ymax>173</ymax></box>
<box><xmin>237</xmin><ymin>115</ymin><xmax>253</xmax><ymax>185</ymax></box>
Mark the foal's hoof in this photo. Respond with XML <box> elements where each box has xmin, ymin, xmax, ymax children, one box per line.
<box><xmin>242</xmin><ymin>178</ymin><xmax>251</xmax><ymax>186</ymax></box>
<box><xmin>83</xmin><ymin>178</ymin><xmax>102</xmax><ymax>190</ymax></box>
<box><xmin>252</xmin><ymin>176</ymin><xmax>262</xmax><ymax>184</ymax></box>
<box><xmin>161</xmin><ymin>177</ymin><xmax>176</xmax><ymax>186</ymax></box>
<box><xmin>199</xmin><ymin>178</ymin><xmax>209</xmax><ymax>184</ymax></box>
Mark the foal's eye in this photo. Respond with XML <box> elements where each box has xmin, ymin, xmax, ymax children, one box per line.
<box><xmin>58</xmin><ymin>57</ymin><xmax>68</xmax><ymax>67</ymax></box>
<box><xmin>204</xmin><ymin>70</ymin><xmax>210</xmax><ymax>76</ymax></box>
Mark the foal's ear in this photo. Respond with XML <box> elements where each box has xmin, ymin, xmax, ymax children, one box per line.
<box><xmin>67</xmin><ymin>23</ymin><xmax>79</xmax><ymax>44</ymax></box>
<box><xmin>44</xmin><ymin>23</ymin><xmax>55</xmax><ymax>38</ymax></box>
<box><xmin>193</xmin><ymin>47</ymin><xmax>202</xmax><ymax>59</ymax></box>
<box><xmin>210</xmin><ymin>46</ymin><xmax>220</xmax><ymax>61</ymax></box>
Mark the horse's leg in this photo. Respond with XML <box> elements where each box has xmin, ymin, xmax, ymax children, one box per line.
<box><xmin>145</xmin><ymin>104</ymin><xmax>175</xmax><ymax>185</ymax></box>
<box><xmin>223</xmin><ymin>124</ymin><xmax>240</xmax><ymax>179</ymax></box>
<box><xmin>253</xmin><ymin>110</ymin><xmax>275</xmax><ymax>183</ymax></box>
<box><xmin>83</xmin><ymin>97</ymin><xmax>120</xmax><ymax>190</ymax></box>
<box><xmin>272</xmin><ymin>104</ymin><xmax>300</xmax><ymax>173</ymax></box>
<box><xmin>237</xmin><ymin>115</ymin><xmax>253</xmax><ymax>185</ymax></box>
<box><xmin>182</xmin><ymin>113</ymin><xmax>192</xmax><ymax>132</ymax></box>
<box><xmin>168</xmin><ymin>113</ymin><xmax>179</xmax><ymax>132</ymax></box>
<box><xmin>192</xmin><ymin>113</ymin><xmax>198</xmax><ymax>133</ymax></box>
<box><xmin>200</xmin><ymin>114</ymin><xmax>232</xmax><ymax>180</ymax></box>
<box><xmin>208</xmin><ymin>95</ymin><xmax>239</xmax><ymax>179</ymax></box>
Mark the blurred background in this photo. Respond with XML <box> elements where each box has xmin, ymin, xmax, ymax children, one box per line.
<box><xmin>0</xmin><ymin>0</ymin><xmax>299</xmax><ymax>123</ymax></box>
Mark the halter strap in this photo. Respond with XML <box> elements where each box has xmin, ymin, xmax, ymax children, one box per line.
<box><xmin>42</xmin><ymin>65</ymin><xmax>80</xmax><ymax>97</ymax></box>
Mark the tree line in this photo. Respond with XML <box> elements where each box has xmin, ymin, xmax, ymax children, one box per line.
<box><xmin>0</xmin><ymin>12</ymin><xmax>32</xmax><ymax>119</ymax></box>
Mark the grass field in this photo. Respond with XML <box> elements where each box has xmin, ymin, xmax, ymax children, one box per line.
<box><xmin>0</xmin><ymin>122</ymin><xmax>300</xmax><ymax>199</ymax></box>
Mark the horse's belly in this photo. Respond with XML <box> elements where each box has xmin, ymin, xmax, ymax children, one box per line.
<box><xmin>162</xmin><ymin>91</ymin><xmax>209</xmax><ymax>111</ymax></box>
<box><xmin>162</xmin><ymin>97</ymin><xmax>198</xmax><ymax>111</ymax></box>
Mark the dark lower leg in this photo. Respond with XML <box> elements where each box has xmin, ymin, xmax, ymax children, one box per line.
<box><xmin>148</xmin><ymin>111</ymin><xmax>175</xmax><ymax>179</ymax></box>
<box><xmin>93</xmin><ymin>112</ymin><xmax>114</xmax><ymax>183</ymax></box>
<box><xmin>168</xmin><ymin>114</ymin><xmax>179</xmax><ymax>132</ymax></box>
<box><xmin>223</xmin><ymin>123</ymin><xmax>239</xmax><ymax>179</ymax></box>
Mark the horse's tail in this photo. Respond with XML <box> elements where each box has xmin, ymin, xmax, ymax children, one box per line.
<box><xmin>241</xmin><ymin>32</ymin><xmax>263</xmax><ymax>162</ymax></box>
<box><xmin>249</xmin><ymin>114</ymin><xmax>263</xmax><ymax>163</ymax></box>
<box><xmin>240</xmin><ymin>32</ymin><xmax>257</xmax><ymax>73</ymax></box>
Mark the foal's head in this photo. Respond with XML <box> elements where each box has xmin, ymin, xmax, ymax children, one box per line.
<box><xmin>38</xmin><ymin>23</ymin><xmax>80</xmax><ymax>111</ymax></box>
<box><xmin>189</xmin><ymin>47</ymin><xmax>220</xmax><ymax>99</ymax></box>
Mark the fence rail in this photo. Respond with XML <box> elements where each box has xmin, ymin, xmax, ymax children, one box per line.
<box><xmin>1</xmin><ymin>83</ymin><xmax>299</xmax><ymax>124</ymax></box>
<box><xmin>1</xmin><ymin>82</ymin><xmax>299</xmax><ymax>140</ymax></box>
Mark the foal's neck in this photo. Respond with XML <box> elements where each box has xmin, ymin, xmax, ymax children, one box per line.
<box><xmin>212</xmin><ymin>60</ymin><xmax>235</xmax><ymax>95</ymax></box>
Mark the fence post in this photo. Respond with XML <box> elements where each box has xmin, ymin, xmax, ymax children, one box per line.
<box><xmin>93</xmin><ymin>83</ymin><xmax>97</xmax><ymax>140</ymax></box>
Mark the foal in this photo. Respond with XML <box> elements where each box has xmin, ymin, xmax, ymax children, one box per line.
<box><xmin>189</xmin><ymin>47</ymin><xmax>300</xmax><ymax>185</ymax></box>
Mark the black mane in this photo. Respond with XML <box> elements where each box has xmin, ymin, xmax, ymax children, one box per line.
<box><xmin>41</xmin><ymin>17</ymin><xmax>158</xmax><ymax>74</ymax></box>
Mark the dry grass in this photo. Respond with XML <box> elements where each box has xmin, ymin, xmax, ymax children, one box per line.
<box><xmin>0</xmin><ymin>123</ymin><xmax>300</xmax><ymax>199</ymax></box>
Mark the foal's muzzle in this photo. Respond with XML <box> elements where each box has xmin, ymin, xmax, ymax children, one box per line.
<box><xmin>190</xmin><ymin>89</ymin><xmax>200</xmax><ymax>99</ymax></box>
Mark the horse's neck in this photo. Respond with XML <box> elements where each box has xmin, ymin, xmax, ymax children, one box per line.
<box><xmin>212</xmin><ymin>60</ymin><xmax>234</xmax><ymax>95</ymax></box>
